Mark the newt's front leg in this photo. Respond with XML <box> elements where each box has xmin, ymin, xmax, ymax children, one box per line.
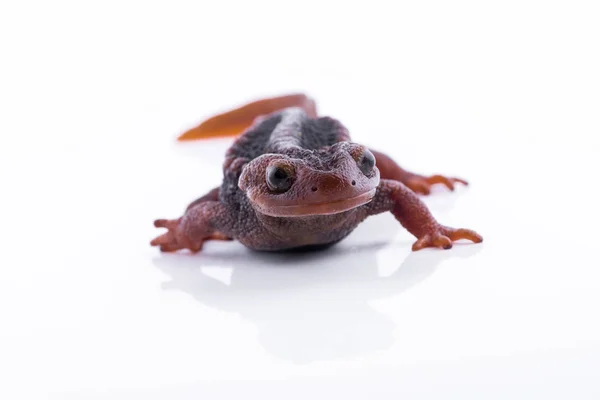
<box><xmin>365</xmin><ymin>179</ymin><xmax>483</xmax><ymax>251</ymax></box>
<box><xmin>151</xmin><ymin>201</ymin><xmax>233</xmax><ymax>253</ymax></box>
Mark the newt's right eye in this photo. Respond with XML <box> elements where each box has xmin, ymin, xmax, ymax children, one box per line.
<box><xmin>266</xmin><ymin>165</ymin><xmax>294</xmax><ymax>193</ymax></box>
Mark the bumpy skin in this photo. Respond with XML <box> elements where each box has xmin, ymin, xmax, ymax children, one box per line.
<box><xmin>151</xmin><ymin>98</ymin><xmax>483</xmax><ymax>253</ymax></box>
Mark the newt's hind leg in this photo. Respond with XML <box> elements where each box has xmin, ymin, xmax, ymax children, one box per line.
<box><xmin>371</xmin><ymin>149</ymin><xmax>468</xmax><ymax>195</ymax></box>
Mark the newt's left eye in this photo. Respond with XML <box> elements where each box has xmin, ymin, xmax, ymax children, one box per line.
<box><xmin>358</xmin><ymin>149</ymin><xmax>376</xmax><ymax>176</ymax></box>
<box><xmin>266</xmin><ymin>165</ymin><xmax>294</xmax><ymax>193</ymax></box>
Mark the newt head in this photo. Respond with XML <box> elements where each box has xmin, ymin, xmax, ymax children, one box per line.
<box><xmin>238</xmin><ymin>142</ymin><xmax>380</xmax><ymax>217</ymax></box>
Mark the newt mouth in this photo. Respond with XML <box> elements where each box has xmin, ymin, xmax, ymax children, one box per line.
<box><xmin>255</xmin><ymin>189</ymin><xmax>377</xmax><ymax>217</ymax></box>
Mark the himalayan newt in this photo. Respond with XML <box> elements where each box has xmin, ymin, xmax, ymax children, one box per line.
<box><xmin>151</xmin><ymin>94</ymin><xmax>483</xmax><ymax>253</ymax></box>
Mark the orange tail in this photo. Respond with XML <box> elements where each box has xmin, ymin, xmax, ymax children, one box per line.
<box><xmin>177</xmin><ymin>93</ymin><xmax>317</xmax><ymax>141</ymax></box>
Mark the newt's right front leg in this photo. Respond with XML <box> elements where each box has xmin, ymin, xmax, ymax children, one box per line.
<box><xmin>151</xmin><ymin>201</ymin><xmax>233</xmax><ymax>253</ymax></box>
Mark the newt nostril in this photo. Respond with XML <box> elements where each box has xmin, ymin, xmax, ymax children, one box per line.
<box><xmin>311</xmin><ymin>186</ymin><xmax>318</xmax><ymax>192</ymax></box>
<box><xmin>351</xmin><ymin>180</ymin><xmax>356</xmax><ymax>186</ymax></box>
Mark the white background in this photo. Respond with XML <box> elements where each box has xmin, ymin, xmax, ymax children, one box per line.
<box><xmin>1</xmin><ymin>0</ymin><xmax>599</xmax><ymax>398</ymax></box>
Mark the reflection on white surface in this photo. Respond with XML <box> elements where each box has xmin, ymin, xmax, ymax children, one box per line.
<box><xmin>153</xmin><ymin>229</ymin><xmax>481</xmax><ymax>364</ymax></box>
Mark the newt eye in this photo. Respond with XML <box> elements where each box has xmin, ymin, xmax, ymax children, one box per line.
<box><xmin>266</xmin><ymin>165</ymin><xmax>293</xmax><ymax>193</ymax></box>
<box><xmin>358</xmin><ymin>149</ymin><xmax>376</xmax><ymax>175</ymax></box>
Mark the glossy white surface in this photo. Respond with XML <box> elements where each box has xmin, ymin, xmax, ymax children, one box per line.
<box><xmin>1</xmin><ymin>1</ymin><xmax>599</xmax><ymax>398</ymax></box>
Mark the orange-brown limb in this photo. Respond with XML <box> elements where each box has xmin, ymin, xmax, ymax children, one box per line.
<box><xmin>372</xmin><ymin>149</ymin><xmax>468</xmax><ymax>195</ymax></box>
<box><xmin>151</xmin><ymin>204</ymin><xmax>234</xmax><ymax>253</ymax></box>
<box><xmin>177</xmin><ymin>93</ymin><xmax>317</xmax><ymax>141</ymax></box>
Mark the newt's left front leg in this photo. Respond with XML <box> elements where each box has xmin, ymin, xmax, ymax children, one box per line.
<box><xmin>364</xmin><ymin>179</ymin><xmax>483</xmax><ymax>251</ymax></box>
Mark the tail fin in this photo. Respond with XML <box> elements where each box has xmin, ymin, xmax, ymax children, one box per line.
<box><xmin>177</xmin><ymin>93</ymin><xmax>317</xmax><ymax>141</ymax></box>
